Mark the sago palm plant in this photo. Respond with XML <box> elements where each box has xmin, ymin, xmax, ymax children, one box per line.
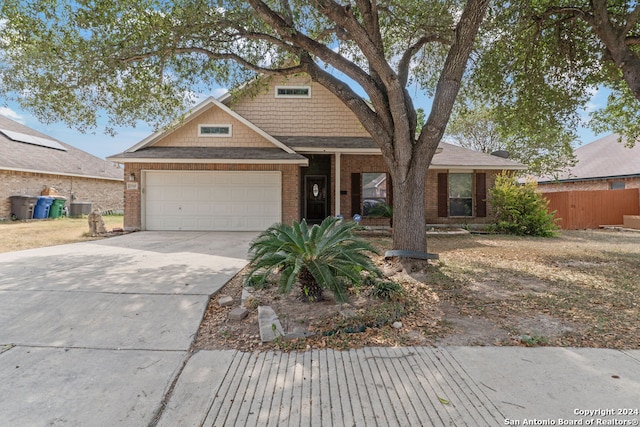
<box><xmin>245</xmin><ymin>217</ymin><xmax>381</xmax><ymax>302</ymax></box>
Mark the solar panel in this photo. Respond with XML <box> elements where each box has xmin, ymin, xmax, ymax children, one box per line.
<box><xmin>0</xmin><ymin>128</ymin><xmax>68</xmax><ymax>151</ymax></box>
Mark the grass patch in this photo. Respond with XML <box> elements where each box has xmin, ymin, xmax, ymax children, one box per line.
<box><xmin>0</xmin><ymin>216</ymin><xmax>124</xmax><ymax>253</ymax></box>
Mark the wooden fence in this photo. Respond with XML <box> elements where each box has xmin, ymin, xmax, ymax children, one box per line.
<box><xmin>543</xmin><ymin>188</ymin><xmax>640</xmax><ymax>229</ymax></box>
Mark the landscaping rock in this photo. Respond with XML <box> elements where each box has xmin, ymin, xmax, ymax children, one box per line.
<box><xmin>393</xmin><ymin>321</ymin><xmax>403</xmax><ymax>329</ymax></box>
<box><xmin>258</xmin><ymin>306</ymin><xmax>285</xmax><ymax>342</ymax></box>
<box><xmin>339</xmin><ymin>308</ymin><xmax>357</xmax><ymax>319</ymax></box>
<box><xmin>218</xmin><ymin>296</ymin><xmax>234</xmax><ymax>307</ymax></box>
<box><xmin>228</xmin><ymin>307</ymin><xmax>249</xmax><ymax>321</ymax></box>
<box><xmin>241</xmin><ymin>288</ymin><xmax>253</xmax><ymax>307</ymax></box>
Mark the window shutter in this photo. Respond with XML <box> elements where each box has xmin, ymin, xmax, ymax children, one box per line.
<box><xmin>438</xmin><ymin>173</ymin><xmax>448</xmax><ymax>217</ymax></box>
<box><xmin>476</xmin><ymin>173</ymin><xmax>487</xmax><ymax>217</ymax></box>
<box><xmin>386</xmin><ymin>173</ymin><xmax>393</xmax><ymax>206</ymax></box>
<box><xmin>351</xmin><ymin>173</ymin><xmax>361</xmax><ymax>217</ymax></box>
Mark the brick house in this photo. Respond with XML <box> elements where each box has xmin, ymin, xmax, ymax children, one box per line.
<box><xmin>108</xmin><ymin>75</ymin><xmax>525</xmax><ymax>231</ymax></box>
<box><xmin>535</xmin><ymin>134</ymin><xmax>640</xmax><ymax>229</ymax></box>
<box><xmin>537</xmin><ymin>134</ymin><xmax>640</xmax><ymax>194</ymax></box>
<box><xmin>0</xmin><ymin>115</ymin><xmax>124</xmax><ymax>220</ymax></box>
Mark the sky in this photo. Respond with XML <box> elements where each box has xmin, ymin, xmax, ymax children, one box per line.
<box><xmin>0</xmin><ymin>84</ymin><xmax>609</xmax><ymax>161</ymax></box>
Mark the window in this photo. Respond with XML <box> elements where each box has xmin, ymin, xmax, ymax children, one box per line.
<box><xmin>199</xmin><ymin>124</ymin><xmax>232</xmax><ymax>137</ymax></box>
<box><xmin>449</xmin><ymin>173</ymin><xmax>473</xmax><ymax>216</ymax></box>
<box><xmin>610</xmin><ymin>181</ymin><xmax>625</xmax><ymax>190</ymax></box>
<box><xmin>275</xmin><ymin>86</ymin><xmax>311</xmax><ymax>98</ymax></box>
<box><xmin>362</xmin><ymin>172</ymin><xmax>388</xmax><ymax>216</ymax></box>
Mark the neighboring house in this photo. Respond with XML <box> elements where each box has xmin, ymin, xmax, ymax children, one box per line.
<box><xmin>535</xmin><ymin>134</ymin><xmax>640</xmax><ymax>229</ymax></box>
<box><xmin>108</xmin><ymin>75</ymin><xmax>526</xmax><ymax>232</ymax></box>
<box><xmin>0</xmin><ymin>115</ymin><xmax>124</xmax><ymax>220</ymax></box>
<box><xmin>536</xmin><ymin>134</ymin><xmax>640</xmax><ymax>193</ymax></box>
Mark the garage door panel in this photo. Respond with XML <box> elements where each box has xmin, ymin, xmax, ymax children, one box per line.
<box><xmin>144</xmin><ymin>171</ymin><xmax>281</xmax><ymax>231</ymax></box>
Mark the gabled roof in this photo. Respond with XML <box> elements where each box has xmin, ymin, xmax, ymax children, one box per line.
<box><xmin>0</xmin><ymin>115</ymin><xmax>123</xmax><ymax>180</ymax></box>
<box><xmin>123</xmin><ymin>96</ymin><xmax>296</xmax><ymax>154</ymax></box>
<box><xmin>537</xmin><ymin>134</ymin><xmax>640</xmax><ymax>182</ymax></box>
<box><xmin>279</xmin><ymin>136</ymin><xmax>526</xmax><ymax>170</ymax></box>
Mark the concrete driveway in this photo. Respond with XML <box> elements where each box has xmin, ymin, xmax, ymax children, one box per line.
<box><xmin>0</xmin><ymin>231</ymin><xmax>255</xmax><ymax>426</ymax></box>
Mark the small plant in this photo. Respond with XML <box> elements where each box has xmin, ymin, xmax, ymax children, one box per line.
<box><xmin>367</xmin><ymin>203</ymin><xmax>393</xmax><ymax>218</ymax></box>
<box><xmin>490</xmin><ymin>173</ymin><xmax>559</xmax><ymax>237</ymax></box>
<box><xmin>520</xmin><ymin>334</ymin><xmax>548</xmax><ymax>347</ymax></box>
<box><xmin>245</xmin><ymin>217</ymin><xmax>381</xmax><ymax>303</ymax></box>
<box><xmin>244</xmin><ymin>296</ymin><xmax>261</xmax><ymax>309</ymax></box>
<box><xmin>369</xmin><ymin>279</ymin><xmax>405</xmax><ymax>301</ymax></box>
<box><xmin>245</xmin><ymin>271</ymin><xmax>272</xmax><ymax>289</ymax></box>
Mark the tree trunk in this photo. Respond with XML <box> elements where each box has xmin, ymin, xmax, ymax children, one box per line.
<box><xmin>299</xmin><ymin>268</ymin><xmax>323</xmax><ymax>302</ymax></box>
<box><xmin>390</xmin><ymin>163</ymin><xmax>429</xmax><ymax>254</ymax></box>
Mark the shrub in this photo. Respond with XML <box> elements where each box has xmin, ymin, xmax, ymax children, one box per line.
<box><xmin>245</xmin><ymin>217</ymin><xmax>381</xmax><ymax>302</ymax></box>
<box><xmin>490</xmin><ymin>173</ymin><xmax>559</xmax><ymax>237</ymax></box>
<box><xmin>369</xmin><ymin>279</ymin><xmax>405</xmax><ymax>301</ymax></box>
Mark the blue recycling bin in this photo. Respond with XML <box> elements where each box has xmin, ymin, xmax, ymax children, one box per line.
<box><xmin>33</xmin><ymin>196</ymin><xmax>54</xmax><ymax>219</ymax></box>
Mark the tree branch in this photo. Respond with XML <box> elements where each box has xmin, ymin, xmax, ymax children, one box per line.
<box><xmin>300</xmin><ymin>56</ymin><xmax>393</xmax><ymax>155</ymax></box>
<box><xmin>247</xmin><ymin>0</ymin><xmax>392</xmax><ymax>129</ymax></box>
<box><xmin>627</xmin><ymin>36</ymin><xmax>640</xmax><ymax>46</ymax></box>
<box><xmin>398</xmin><ymin>34</ymin><xmax>451</xmax><ymax>87</ymax></box>
<box><xmin>416</xmin><ymin>0</ymin><xmax>490</xmax><ymax>164</ymax></box>
<box><xmin>119</xmin><ymin>47</ymin><xmax>307</xmax><ymax>77</ymax></box>
<box><xmin>624</xmin><ymin>5</ymin><xmax>640</xmax><ymax>35</ymax></box>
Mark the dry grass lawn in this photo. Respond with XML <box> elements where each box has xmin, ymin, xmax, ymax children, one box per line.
<box><xmin>196</xmin><ymin>229</ymin><xmax>640</xmax><ymax>351</ymax></box>
<box><xmin>0</xmin><ymin>216</ymin><xmax>124</xmax><ymax>253</ymax></box>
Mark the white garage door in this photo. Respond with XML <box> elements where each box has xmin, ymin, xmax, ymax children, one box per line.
<box><xmin>144</xmin><ymin>171</ymin><xmax>282</xmax><ymax>231</ymax></box>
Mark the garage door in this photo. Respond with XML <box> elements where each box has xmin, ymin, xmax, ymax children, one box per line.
<box><xmin>144</xmin><ymin>171</ymin><xmax>281</xmax><ymax>231</ymax></box>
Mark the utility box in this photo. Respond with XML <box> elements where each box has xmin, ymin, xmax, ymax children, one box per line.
<box><xmin>623</xmin><ymin>215</ymin><xmax>640</xmax><ymax>230</ymax></box>
<box><xmin>69</xmin><ymin>202</ymin><xmax>93</xmax><ymax>217</ymax></box>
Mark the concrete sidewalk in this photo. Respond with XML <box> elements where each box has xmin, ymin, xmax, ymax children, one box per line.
<box><xmin>157</xmin><ymin>346</ymin><xmax>640</xmax><ymax>426</ymax></box>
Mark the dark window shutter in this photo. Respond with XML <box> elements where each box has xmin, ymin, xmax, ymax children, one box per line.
<box><xmin>351</xmin><ymin>173</ymin><xmax>361</xmax><ymax>217</ymax></box>
<box><xmin>438</xmin><ymin>173</ymin><xmax>448</xmax><ymax>217</ymax></box>
<box><xmin>476</xmin><ymin>173</ymin><xmax>487</xmax><ymax>217</ymax></box>
<box><xmin>386</xmin><ymin>173</ymin><xmax>393</xmax><ymax>206</ymax></box>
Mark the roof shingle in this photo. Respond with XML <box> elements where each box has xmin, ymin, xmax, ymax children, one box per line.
<box><xmin>0</xmin><ymin>115</ymin><xmax>123</xmax><ymax>180</ymax></box>
<box><xmin>537</xmin><ymin>134</ymin><xmax>640</xmax><ymax>182</ymax></box>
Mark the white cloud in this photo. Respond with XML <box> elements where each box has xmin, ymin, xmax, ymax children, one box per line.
<box><xmin>0</xmin><ymin>107</ymin><xmax>24</xmax><ymax>123</ymax></box>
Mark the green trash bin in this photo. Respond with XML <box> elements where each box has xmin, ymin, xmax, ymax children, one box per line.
<box><xmin>49</xmin><ymin>197</ymin><xmax>67</xmax><ymax>219</ymax></box>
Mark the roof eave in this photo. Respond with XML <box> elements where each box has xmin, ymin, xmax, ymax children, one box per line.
<box><xmin>538</xmin><ymin>172</ymin><xmax>640</xmax><ymax>184</ymax></box>
<box><xmin>107</xmin><ymin>157</ymin><xmax>309</xmax><ymax>166</ymax></box>
<box><xmin>0</xmin><ymin>166</ymin><xmax>124</xmax><ymax>181</ymax></box>
<box><xmin>430</xmin><ymin>164</ymin><xmax>528</xmax><ymax>171</ymax></box>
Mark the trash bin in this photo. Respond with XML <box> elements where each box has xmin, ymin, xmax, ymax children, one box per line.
<box><xmin>9</xmin><ymin>195</ymin><xmax>39</xmax><ymax>220</ymax></box>
<box><xmin>69</xmin><ymin>202</ymin><xmax>93</xmax><ymax>217</ymax></box>
<box><xmin>33</xmin><ymin>196</ymin><xmax>54</xmax><ymax>219</ymax></box>
<box><xmin>48</xmin><ymin>197</ymin><xmax>67</xmax><ymax>219</ymax></box>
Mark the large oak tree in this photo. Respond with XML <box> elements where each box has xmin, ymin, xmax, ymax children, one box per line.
<box><xmin>0</xmin><ymin>0</ymin><xmax>490</xmax><ymax>254</ymax></box>
<box><xmin>476</xmin><ymin>1</ymin><xmax>640</xmax><ymax>146</ymax></box>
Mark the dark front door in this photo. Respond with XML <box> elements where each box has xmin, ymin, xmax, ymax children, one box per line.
<box><xmin>305</xmin><ymin>175</ymin><xmax>327</xmax><ymax>224</ymax></box>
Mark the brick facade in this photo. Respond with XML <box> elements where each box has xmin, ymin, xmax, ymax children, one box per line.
<box><xmin>337</xmin><ymin>154</ymin><xmax>499</xmax><ymax>226</ymax></box>
<box><xmin>1</xmin><ymin>170</ymin><xmax>123</xmax><ymax>220</ymax></box>
<box><xmin>123</xmin><ymin>163</ymin><xmax>299</xmax><ymax>231</ymax></box>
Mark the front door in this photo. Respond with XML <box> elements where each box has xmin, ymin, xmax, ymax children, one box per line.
<box><xmin>304</xmin><ymin>175</ymin><xmax>327</xmax><ymax>224</ymax></box>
